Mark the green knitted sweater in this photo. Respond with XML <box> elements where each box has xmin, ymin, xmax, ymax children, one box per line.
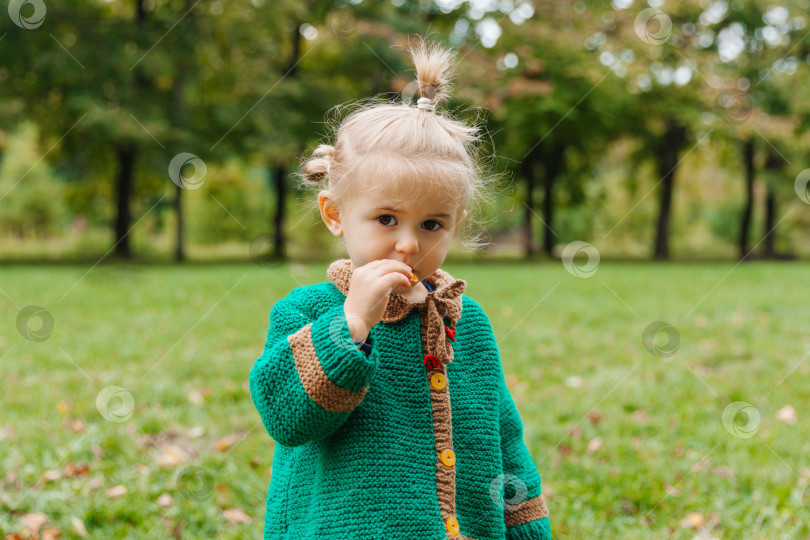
<box><xmin>249</xmin><ymin>259</ymin><xmax>552</xmax><ymax>540</ymax></box>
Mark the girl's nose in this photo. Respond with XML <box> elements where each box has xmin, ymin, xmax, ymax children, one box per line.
<box><xmin>395</xmin><ymin>231</ymin><xmax>419</xmax><ymax>254</ymax></box>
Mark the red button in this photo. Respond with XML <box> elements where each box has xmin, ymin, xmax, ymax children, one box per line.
<box><xmin>423</xmin><ymin>354</ymin><xmax>440</xmax><ymax>370</ymax></box>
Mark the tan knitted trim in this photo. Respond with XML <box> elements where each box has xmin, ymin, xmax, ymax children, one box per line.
<box><xmin>420</xmin><ymin>315</ymin><xmax>478</xmax><ymax>540</ymax></box>
<box><xmin>287</xmin><ymin>323</ymin><xmax>369</xmax><ymax>413</ymax></box>
<box><xmin>326</xmin><ymin>258</ymin><xmax>465</xmax><ymax>324</ymax></box>
<box><xmin>504</xmin><ymin>493</ymin><xmax>549</xmax><ymax>527</ymax></box>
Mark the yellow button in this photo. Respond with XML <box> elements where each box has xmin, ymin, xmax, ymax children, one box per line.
<box><xmin>446</xmin><ymin>517</ymin><xmax>459</xmax><ymax>534</ymax></box>
<box><xmin>430</xmin><ymin>373</ymin><xmax>447</xmax><ymax>390</ymax></box>
<box><xmin>440</xmin><ymin>449</ymin><xmax>456</xmax><ymax>467</ymax></box>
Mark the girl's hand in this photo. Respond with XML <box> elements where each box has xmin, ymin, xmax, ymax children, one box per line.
<box><xmin>343</xmin><ymin>259</ymin><xmax>413</xmax><ymax>342</ymax></box>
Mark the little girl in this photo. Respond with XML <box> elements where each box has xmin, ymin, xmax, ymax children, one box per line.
<box><xmin>249</xmin><ymin>38</ymin><xmax>552</xmax><ymax>540</ymax></box>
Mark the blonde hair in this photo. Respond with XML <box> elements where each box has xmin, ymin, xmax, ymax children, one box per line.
<box><xmin>297</xmin><ymin>36</ymin><xmax>496</xmax><ymax>251</ymax></box>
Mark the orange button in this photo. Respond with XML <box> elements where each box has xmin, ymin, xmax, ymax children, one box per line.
<box><xmin>446</xmin><ymin>517</ymin><xmax>459</xmax><ymax>534</ymax></box>
<box><xmin>440</xmin><ymin>449</ymin><xmax>456</xmax><ymax>467</ymax></box>
<box><xmin>430</xmin><ymin>373</ymin><xmax>447</xmax><ymax>390</ymax></box>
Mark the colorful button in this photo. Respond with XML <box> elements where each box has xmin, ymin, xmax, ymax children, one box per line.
<box><xmin>440</xmin><ymin>449</ymin><xmax>456</xmax><ymax>467</ymax></box>
<box><xmin>430</xmin><ymin>373</ymin><xmax>447</xmax><ymax>390</ymax></box>
<box><xmin>423</xmin><ymin>354</ymin><xmax>440</xmax><ymax>370</ymax></box>
<box><xmin>446</xmin><ymin>517</ymin><xmax>459</xmax><ymax>534</ymax></box>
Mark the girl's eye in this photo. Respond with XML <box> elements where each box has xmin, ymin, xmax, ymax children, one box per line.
<box><xmin>377</xmin><ymin>214</ymin><xmax>442</xmax><ymax>231</ymax></box>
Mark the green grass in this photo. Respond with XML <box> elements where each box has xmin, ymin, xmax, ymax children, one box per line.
<box><xmin>1</xmin><ymin>261</ymin><xmax>809</xmax><ymax>539</ymax></box>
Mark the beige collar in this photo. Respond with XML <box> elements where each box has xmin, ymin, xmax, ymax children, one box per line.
<box><xmin>326</xmin><ymin>258</ymin><xmax>466</xmax><ymax>327</ymax></box>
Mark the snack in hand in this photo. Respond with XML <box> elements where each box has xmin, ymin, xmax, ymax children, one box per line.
<box><xmin>409</xmin><ymin>271</ymin><xmax>420</xmax><ymax>286</ymax></box>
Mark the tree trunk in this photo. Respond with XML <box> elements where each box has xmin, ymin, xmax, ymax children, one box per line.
<box><xmin>542</xmin><ymin>142</ymin><xmax>565</xmax><ymax>258</ymax></box>
<box><xmin>272</xmin><ymin>164</ymin><xmax>287</xmax><ymax>260</ymax></box>
<box><xmin>265</xmin><ymin>24</ymin><xmax>303</xmax><ymax>262</ymax></box>
<box><xmin>762</xmin><ymin>188</ymin><xmax>777</xmax><ymax>258</ymax></box>
<box><xmin>521</xmin><ymin>146</ymin><xmax>538</xmax><ymax>257</ymax></box>
<box><xmin>653</xmin><ymin>117</ymin><xmax>687</xmax><ymax>260</ymax></box>
<box><xmin>171</xmin><ymin>0</ymin><xmax>194</xmax><ymax>262</ymax></box>
<box><xmin>762</xmin><ymin>147</ymin><xmax>783</xmax><ymax>258</ymax></box>
<box><xmin>738</xmin><ymin>137</ymin><xmax>755</xmax><ymax>261</ymax></box>
<box><xmin>114</xmin><ymin>144</ymin><xmax>137</xmax><ymax>259</ymax></box>
<box><xmin>174</xmin><ymin>183</ymin><xmax>184</xmax><ymax>261</ymax></box>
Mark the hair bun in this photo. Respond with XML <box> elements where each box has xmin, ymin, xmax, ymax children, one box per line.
<box><xmin>409</xmin><ymin>38</ymin><xmax>454</xmax><ymax>111</ymax></box>
<box><xmin>301</xmin><ymin>144</ymin><xmax>335</xmax><ymax>184</ymax></box>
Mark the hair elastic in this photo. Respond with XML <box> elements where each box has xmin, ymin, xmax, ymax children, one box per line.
<box><xmin>417</xmin><ymin>97</ymin><xmax>436</xmax><ymax>111</ymax></box>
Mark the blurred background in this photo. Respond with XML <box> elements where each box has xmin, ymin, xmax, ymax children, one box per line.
<box><xmin>1</xmin><ymin>0</ymin><xmax>808</xmax><ymax>263</ymax></box>
<box><xmin>2</xmin><ymin>1</ymin><xmax>810</xmax><ymax>539</ymax></box>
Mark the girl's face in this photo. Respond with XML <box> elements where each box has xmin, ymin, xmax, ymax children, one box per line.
<box><xmin>319</xmin><ymin>179</ymin><xmax>466</xmax><ymax>296</ymax></box>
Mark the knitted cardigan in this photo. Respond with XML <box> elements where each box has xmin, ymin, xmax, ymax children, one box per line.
<box><xmin>249</xmin><ymin>259</ymin><xmax>552</xmax><ymax>540</ymax></box>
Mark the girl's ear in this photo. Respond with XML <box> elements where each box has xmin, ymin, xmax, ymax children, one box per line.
<box><xmin>318</xmin><ymin>190</ymin><xmax>344</xmax><ymax>237</ymax></box>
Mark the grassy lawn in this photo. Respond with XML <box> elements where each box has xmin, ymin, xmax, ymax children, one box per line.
<box><xmin>1</xmin><ymin>260</ymin><xmax>809</xmax><ymax>539</ymax></box>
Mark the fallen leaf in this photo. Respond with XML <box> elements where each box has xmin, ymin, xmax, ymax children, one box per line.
<box><xmin>587</xmin><ymin>411</ymin><xmax>602</xmax><ymax>425</ymax></box>
<box><xmin>681</xmin><ymin>512</ymin><xmax>704</xmax><ymax>530</ymax></box>
<box><xmin>156</xmin><ymin>493</ymin><xmax>173</xmax><ymax>508</ymax></box>
<box><xmin>566</xmin><ymin>426</ymin><xmax>582</xmax><ymax>440</ymax></box>
<box><xmin>630</xmin><ymin>409</ymin><xmax>653</xmax><ymax>423</ymax></box>
<box><xmin>64</xmin><ymin>463</ymin><xmax>89</xmax><ymax>477</ymax></box>
<box><xmin>586</xmin><ymin>436</ymin><xmax>603</xmax><ymax>455</ymax></box>
<box><xmin>711</xmin><ymin>465</ymin><xmax>734</xmax><ymax>478</ymax></box>
<box><xmin>136</xmin><ymin>464</ymin><xmax>151</xmax><ymax>476</ymax></box>
<box><xmin>57</xmin><ymin>400</ymin><xmax>72</xmax><ymax>415</ymax></box>
<box><xmin>690</xmin><ymin>456</ymin><xmax>710</xmax><ymax>473</ymax></box>
<box><xmin>42</xmin><ymin>470</ymin><xmax>63</xmax><ymax>482</ymax></box>
<box><xmin>23</xmin><ymin>513</ymin><xmax>48</xmax><ymax>534</ymax></box>
<box><xmin>0</xmin><ymin>425</ymin><xmax>14</xmax><ymax>441</ymax></box>
<box><xmin>223</xmin><ymin>507</ymin><xmax>252</xmax><ymax>524</ymax></box>
<box><xmin>216</xmin><ymin>434</ymin><xmax>241</xmax><ymax>452</ymax></box>
<box><xmin>91</xmin><ymin>445</ymin><xmax>103</xmax><ymax>460</ymax></box>
<box><xmin>65</xmin><ymin>419</ymin><xmax>85</xmax><ymax>433</ymax></box>
<box><xmin>70</xmin><ymin>517</ymin><xmax>88</xmax><ymax>538</ymax></box>
<box><xmin>565</xmin><ymin>376</ymin><xmax>584</xmax><ymax>388</ymax></box>
<box><xmin>156</xmin><ymin>445</ymin><xmax>187</xmax><ymax>468</ymax></box>
<box><xmin>41</xmin><ymin>526</ymin><xmax>61</xmax><ymax>540</ymax></box>
<box><xmin>105</xmin><ymin>485</ymin><xmax>127</xmax><ymax>498</ymax></box>
<box><xmin>775</xmin><ymin>404</ymin><xmax>797</xmax><ymax>425</ymax></box>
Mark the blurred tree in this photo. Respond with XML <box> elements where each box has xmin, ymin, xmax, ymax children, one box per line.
<box><xmin>0</xmin><ymin>122</ymin><xmax>67</xmax><ymax>238</ymax></box>
<box><xmin>490</xmin><ymin>2</ymin><xmax>638</xmax><ymax>257</ymax></box>
<box><xmin>597</xmin><ymin>1</ymin><xmax>706</xmax><ymax>260</ymax></box>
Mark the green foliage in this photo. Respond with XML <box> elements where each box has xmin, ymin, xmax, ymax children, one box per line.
<box><xmin>0</xmin><ymin>122</ymin><xmax>68</xmax><ymax>238</ymax></box>
<box><xmin>185</xmin><ymin>161</ymin><xmax>271</xmax><ymax>243</ymax></box>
